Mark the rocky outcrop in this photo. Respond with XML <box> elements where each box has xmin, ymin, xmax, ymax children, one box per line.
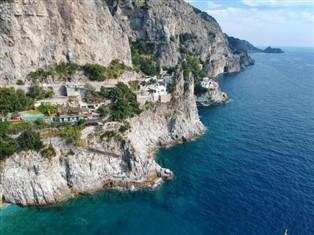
<box><xmin>127</xmin><ymin>72</ymin><xmax>205</xmax><ymax>165</ymax></box>
<box><xmin>239</xmin><ymin>39</ymin><xmax>284</xmax><ymax>54</ymax></box>
<box><xmin>263</xmin><ymin>46</ymin><xmax>284</xmax><ymax>54</ymax></box>
<box><xmin>0</xmin><ymin>71</ymin><xmax>204</xmax><ymax>206</ymax></box>
<box><xmin>197</xmin><ymin>80</ymin><xmax>228</xmax><ymax>106</ymax></box>
<box><xmin>0</xmin><ymin>136</ymin><xmax>173</xmax><ymax>206</ymax></box>
<box><xmin>0</xmin><ymin>0</ymin><xmax>253</xmax><ymax>84</ymax></box>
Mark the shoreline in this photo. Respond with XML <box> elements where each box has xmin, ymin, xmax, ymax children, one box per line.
<box><xmin>0</xmin><ymin>127</ymin><xmax>205</xmax><ymax>208</ymax></box>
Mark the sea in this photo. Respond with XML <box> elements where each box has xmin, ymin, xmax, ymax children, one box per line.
<box><xmin>1</xmin><ymin>47</ymin><xmax>313</xmax><ymax>235</ymax></box>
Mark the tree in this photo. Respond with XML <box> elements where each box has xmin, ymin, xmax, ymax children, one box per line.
<box><xmin>17</xmin><ymin>130</ymin><xmax>43</xmax><ymax>152</ymax></box>
<box><xmin>110</xmin><ymin>82</ymin><xmax>142</xmax><ymax>121</ymax></box>
<box><xmin>97</xmin><ymin>105</ymin><xmax>109</xmax><ymax>116</ymax></box>
<box><xmin>0</xmin><ymin>134</ymin><xmax>18</xmax><ymax>160</ymax></box>
<box><xmin>27</xmin><ymin>85</ymin><xmax>45</xmax><ymax>99</ymax></box>
<box><xmin>98</xmin><ymin>86</ymin><xmax>110</xmax><ymax>99</ymax></box>
<box><xmin>0</xmin><ymin>87</ymin><xmax>34</xmax><ymax>115</ymax></box>
<box><xmin>84</xmin><ymin>83</ymin><xmax>97</xmax><ymax>98</ymax></box>
<box><xmin>45</xmin><ymin>87</ymin><xmax>55</xmax><ymax>98</ymax></box>
<box><xmin>37</xmin><ymin>103</ymin><xmax>59</xmax><ymax>115</ymax></box>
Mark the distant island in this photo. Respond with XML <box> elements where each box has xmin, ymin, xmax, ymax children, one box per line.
<box><xmin>263</xmin><ymin>46</ymin><xmax>284</xmax><ymax>53</ymax></box>
<box><xmin>241</xmin><ymin>40</ymin><xmax>284</xmax><ymax>53</ymax></box>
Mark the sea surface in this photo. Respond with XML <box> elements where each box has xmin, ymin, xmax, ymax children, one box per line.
<box><xmin>1</xmin><ymin>48</ymin><xmax>313</xmax><ymax>235</ymax></box>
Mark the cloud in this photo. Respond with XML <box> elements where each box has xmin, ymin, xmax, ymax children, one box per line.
<box><xmin>207</xmin><ymin>1</ymin><xmax>222</xmax><ymax>9</ymax></box>
<box><xmin>206</xmin><ymin>6</ymin><xmax>313</xmax><ymax>47</ymax></box>
<box><xmin>241</xmin><ymin>0</ymin><xmax>313</xmax><ymax>7</ymax></box>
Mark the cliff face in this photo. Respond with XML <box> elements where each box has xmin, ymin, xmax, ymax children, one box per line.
<box><xmin>0</xmin><ymin>0</ymin><xmax>253</xmax><ymax>206</ymax></box>
<box><xmin>0</xmin><ymin>0</ymin><xmax>253</xmax><ymax>83</ymax></box>
<box><xmin>0</xmin><ymin>72</ymin><xmax>204</xmax><ymax>206</ymax></box>
<box><xmin>109</xmin><ymin>0</ymin><xmax>254</xmax><ymax>76</ymax></box>
<box><xmin>0</xmin><ymin>0</ymin><xmax>132</xmax><ymax>83</ymax></box>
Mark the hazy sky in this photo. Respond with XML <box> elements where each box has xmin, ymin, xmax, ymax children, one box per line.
<box><xmin>186</xmin><ymin>0</ymin><xmax>314</xmax><ymax>47</ymax></box>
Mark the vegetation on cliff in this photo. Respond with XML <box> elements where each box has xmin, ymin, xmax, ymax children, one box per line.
<box><xmin>27</xmin><ymin>85</ymin><xmax>54</xmax><ymax>100</ymax></box>
<box><xmin>0</xmin><ymin>123</ymin><xmax>43</xmax><ymax>160</ymax></box>
<box><xmin>27</xmin><ymin>60</ymin><xmax>133</xmax><ymax>82</ymax></box>
<box><xmin>0</xmin><ymin>88</ymin><xmax>34</xmax><ymax>116</ymax></box>
<box><xmin>130</xmin><ymin>39</ymin><xmax>161</xmax><ymax>76</ymax></box>
<box><xmin>110</xmin><ymin>82</ymin><xmax>142</xmax><ymax>121</ymax></box>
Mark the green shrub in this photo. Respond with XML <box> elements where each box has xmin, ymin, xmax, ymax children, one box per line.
<box><xmin>83</xmin><ymin>60</ymin><xmax>132</xmax><ymax>81</ymax></box>
<box><xmin>41</xmin><ymin>145</ymin><xmax>56</xmax><ymax>159</ymax></box>
<box><xmin>6</xmin><ymin>122</ymin><xmax>32</xmax><ymax>134</ymax></box>
<box><xmin>128</xmin><ymin>80</ymin><xmax>140</xmax><ymax>91</ymax></box>
<box><xmin>16</xmin><ymin>80</ymin><xmax>25</xmax><ymax>85</ymax></box>
<box><xmin>27</xmin><ymin>68</ymin><xmax>45</xmax><ymax>81</ymax></box>
<box><xmin>83</xmin><ymin>64</ymin><xmax>106</xmax><ymax>81</ymax></box>
<box><xmin>166</xmin><ymin>82</ymin><xmax>176</xmax><ymax>94</ymax></box>
<box><xmin>182</xmin><ymin>56</ymin><xmax>205</xmax><ymax>80</ymax></box>
<box><xmin>101</xmin><ymin>131</ymin><xmax>117</xmax><ymax>141</ymax></box>
<box><xmin>27</xmin><ymin>85</ymin><xmax>54</xmax><ymax>100</ymax></box>
<box><xmin>17</xmin><ymin>130</ymin><xmax>44</xmax><ymax>152</ymax></box>
<box><xmin>179</xmin><ymin>33</ymin><xmax>197</xmax><ymax>44</ymax></box>
<box><xmin>37</xmin><ymin>103</ymin><xmax>59</xmax><ymax>115</ymax></box>
<box><xmin>67</xmin><ymin>149</ymin><xmax>75</xmax><ymax>156</ymax></box>
<box><xmin>119</xmin><ymin>121</ymin><xmax>131</xmax><ymax>134</ymax></box>
<box><xmin>33</xmin><ymin>119</ymin><xmax>50</xmax><ymax>129</ymax></box>
<box><xmin>130</xmin><ymin>40</ymin><xmax>161</xmax><ymax>76</ymax></box>
<box><xmin>60</xmin><ymin>126</ymin><xmax>82</xmax><ymax>144</ymax></box>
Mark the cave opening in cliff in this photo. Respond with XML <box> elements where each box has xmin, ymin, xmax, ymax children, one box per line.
<box><xmin>224</xmin><ymin>66</ymin><xmax>229</xmax><ymax>73</ymax></box>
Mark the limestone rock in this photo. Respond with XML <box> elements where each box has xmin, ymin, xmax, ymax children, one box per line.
<box><xmin>0</xmin><ymin>0</ymin><xmax>253</xmax><ymax>84</ymax></box>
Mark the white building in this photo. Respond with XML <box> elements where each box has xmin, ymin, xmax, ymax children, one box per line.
<box><xmin>201</xmin><ymin>77</ymin><xmax>215</xmax><ymax>90</ymax></box>
<box><xmin>148</xmin><ymin>84</ymin><xmax>167</xmax><ymax>97</ymax></box>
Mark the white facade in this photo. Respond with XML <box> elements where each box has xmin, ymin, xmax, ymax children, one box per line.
<box><xmin>201</xmin><ymin>77</ymin><xmax>215</xmax><ymax>90</ymax></box>
<box><xmin>149</xmin><ymin>84</ymin><xmax>167</xmax><ymax>97</ymax></box>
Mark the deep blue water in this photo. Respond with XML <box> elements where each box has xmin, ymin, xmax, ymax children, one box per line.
<box><xmin>1</xmin><ymin>48</ymin><xmax>313</xmax><ymax>235</ymax></box>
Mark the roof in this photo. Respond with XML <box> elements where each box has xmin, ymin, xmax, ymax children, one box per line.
<box><xmin>86</xmin><ymin>96</ymin><xmax>102</xmax><ymax>101</ymax></box>
<box><xmin>84</xmin><ymin>117</ymin><xmax>104</xmax><ymax>125</ymax></box>
<box><xmin>71</xmin><ymin>106</ymin><xmax>81</xmax><ymax>113</ymax></box>
<box><xmin>86</xmin><ymin>96</ymin><xmax>103</xmax><ymax>103</ymax></box>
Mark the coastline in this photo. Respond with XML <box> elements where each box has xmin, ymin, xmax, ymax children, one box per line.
<box><xmin>0</xmin><ymin>124</ymin><xmax>205</xmax><ymax>207</ymax></box>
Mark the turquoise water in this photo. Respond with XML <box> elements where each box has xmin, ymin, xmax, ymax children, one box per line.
<box><xmin>23</xmin><ymin>115</ymin><xmax>45</xmax><ymax>120</ymax></box>
<box><xmin>1</xmin><ymin>48</ymin><xmax>313</xmax><ymax>234</ymax></box>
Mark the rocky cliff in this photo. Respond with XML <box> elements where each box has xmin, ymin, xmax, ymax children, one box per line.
<box><xmin>0</xmin><ymin>0</ymin><xmax>132</xmax><ymax>83</ymax></box>
<box><xmin>0</xmin><ymin>0</ymin><xmax>253</xmax><ymax>83</ymax></box>
<box><xmin>0</xmin><ymin>71</ymin><xmax>204</xmax><ymax>206</ymax></box>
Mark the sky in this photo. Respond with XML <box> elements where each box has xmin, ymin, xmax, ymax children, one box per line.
<box><xmin>185</xmin><ymin>0</ymin><xmax>314</xmax><ymax>47</ymax></box>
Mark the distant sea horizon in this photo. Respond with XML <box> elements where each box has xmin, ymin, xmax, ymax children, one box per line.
<box><xmin>1</xmin><ymin>47</ymin><xmax>313</xmax><ymax>235</ymax></box>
